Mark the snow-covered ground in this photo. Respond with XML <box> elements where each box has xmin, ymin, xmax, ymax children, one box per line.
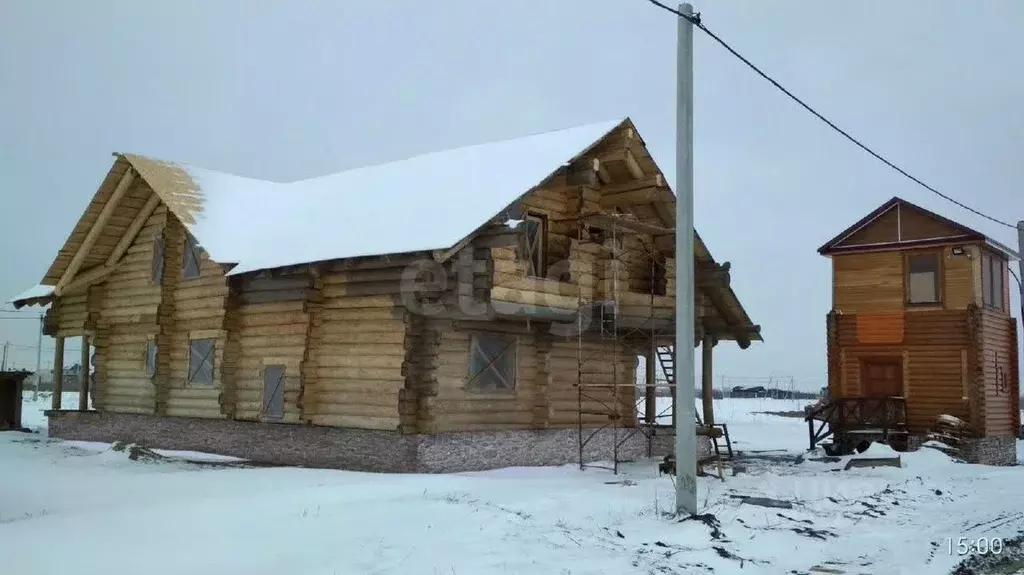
<box><xmin>2</xmin><ymin>393</ymin><xmax>1023</xmax><ymax>574</ymax></box>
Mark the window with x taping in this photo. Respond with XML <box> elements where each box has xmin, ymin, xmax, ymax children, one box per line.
<box><xmin>467</xmin><ymin>333</ymin><xmax>516</xmax><ymax>392</ymax></box>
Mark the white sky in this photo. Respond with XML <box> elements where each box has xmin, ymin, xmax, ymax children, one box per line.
<box><xmin>1</xmin><ymin>0</ymin><xmax>1022</xmax><ymax>390</ymax></box>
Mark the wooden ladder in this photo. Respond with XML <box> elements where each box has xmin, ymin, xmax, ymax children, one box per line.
<box><xmin>654</xmin><ymin>345</ymin><xmax>730</xmax><ymax>479</ymax></box>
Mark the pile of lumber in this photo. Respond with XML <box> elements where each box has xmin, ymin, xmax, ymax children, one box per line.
<box><xmin>927</xmin><ymin>413</ymin><xmax>970</xmax><ymax>455</ymax></box>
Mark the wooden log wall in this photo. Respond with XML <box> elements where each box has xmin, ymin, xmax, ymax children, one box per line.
<box><xmin>91</xmin><ymin>204</ymin><xmax>167</xmax><ymax>415</ymax></box>
<box><xmin>832</xmin><ymin>246</ymin><xmax>975</xmax><ymax>314</ymax></box>
<box><xmin>231</xmin><ymin>299</ymin><xmax>309</xmax><ymax>423</ymax></box>
<box><xmin>568</xmin><ymin>239</ymin><xmax>600</xmax><ymax>302</ymax></box>
<box><xmin>304</xmin><ymin>265</ymin><xmax>409</xmax><ymax>430</ymax></box>
<box><xmin>52</xmin><ymin>294</ymin><xmax>88</xmax><ymax>335</ymax></box>
<box><xmin>547</xmin><ymin>337</ymin><xmax>637</xmax><ymax>428</ymax></box>
<box><xmin>977</xmin><ymin>307</ymin><xmax>1019</xmax><ymax>436</ymax></box>
<box><xmin>833</xmin><ymin>310</ymin><xmax>973</xmax><ymax>432</ymax></box>
<box><xmin>162</xmin><ymin>216</ymin><xmax>230</xmax><ymax>419</ymax></box>
<box><xmin>418</xmin><ymin>319</ymin><xmax>540</xmax><ymax>433</ymax></box>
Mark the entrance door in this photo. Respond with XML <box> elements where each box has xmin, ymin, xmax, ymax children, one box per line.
<box><xmin>261</xmin><ymin>365</ymin><xmax>285</xmax><ymax>421</ymax></box>
<box><xmin>861</xmin><ymin>359</ymin><xmax>903</xmax><ymax>397</ymax></box>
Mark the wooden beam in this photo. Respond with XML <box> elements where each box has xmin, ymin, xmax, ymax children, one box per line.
<box><xmin>55</xmin><ymin>169</ymin><xmax>136</xmax><ymax>296</ymax></box>
<box><xmin>51</xmin><ymin>338</ymin><xmax>64</xmax><ymax>410</ymax></box>
<box><xmin>701</xmin><ymin>332</ymin><xmax>715</xmax><ymax>425</ymax></box>
<box><xmin>597</xmin><ymin>174</ymin><xmax>664</xmax><ymax>196</ymax></box>
<box><xmin>600</xmin><ymin>187</ymin><xmax>663</xmax><ymax>207</ymax></box>
<box><xmin>79</xmin><ymin>334</ymin><xmax>90</xmax><ymax>411</ymax></box>
<box><xmin>596</xmin><ymin>159</ymin><xmax>612</xmax><ymax>184</ymax></box>
<box><xmin>105</xmin><ymin>192</ymin><xmax>161</xmax><ymax>267</ymax></box>
<box><xmin>623</xmin><ymin>147</ymin><xmax>644</xmax><ymax>179</ymax></box>
<box><xmin>60</xmin><ymin>264</ymin><xmax>116</xmax><ymax>295</ymax></box>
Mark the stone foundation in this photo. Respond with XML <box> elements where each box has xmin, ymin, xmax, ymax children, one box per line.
<box><xmin>46</xmin><ymin>411</ymin><xmax>711</xmax><ymax>473</ymax></box>
<box><xmin>959</xmin><ymin>436</ymin><xmax>1019</xmax><ymax>466</ymax></box>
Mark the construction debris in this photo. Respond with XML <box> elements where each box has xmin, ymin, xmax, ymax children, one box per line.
<box><xmin>843</xmin><ymin>456</ymin><xmax>902</xmax><ymax>471</ymax></box>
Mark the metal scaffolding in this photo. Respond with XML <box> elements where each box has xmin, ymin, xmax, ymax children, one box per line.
<box><xmin>572</xmin><ymin>216</ymin><xmax>677</xmax><ymax>473</ymax></box>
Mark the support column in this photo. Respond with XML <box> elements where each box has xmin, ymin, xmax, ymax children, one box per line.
<box><xmin>701</xmin><ymin>332</ymin><xmax>715</xmax><ymax>426</ymax></box>
<box><xmin>51</xmin><ymin>337</ymin><xmax>65</xmax><ymax>410</ymax></box>
<box><xmin>79</xmin><ymin>334</ymin><xmax>90</xmax><ymax>411</ymax></box>
<box><xmin>644</xmin><ymin>347</ymin><xmax>657</xmax><ymax>424</ymax></box>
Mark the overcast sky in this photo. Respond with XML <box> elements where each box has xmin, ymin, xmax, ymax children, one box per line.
<box><xmin>1</xmin><ymin>0</ymin><xmax>1022</xmax><ymax>390</ymax></box>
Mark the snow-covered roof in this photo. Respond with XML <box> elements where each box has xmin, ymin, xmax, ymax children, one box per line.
<box><xmin>7</xmin><ymin>284</ymin><xmax>54</xmax><ymax>307</ymax></box>
<box><xmin>123</xmin><ymin>119</ymin><xmax>625</xmax><ymax>276</ymax></box>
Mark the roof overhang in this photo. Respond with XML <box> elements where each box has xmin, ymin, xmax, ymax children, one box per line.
<box><xmin>7</xmin><ymin>284</ymin><xmax>55</xmax><ymax>309</ymax></box>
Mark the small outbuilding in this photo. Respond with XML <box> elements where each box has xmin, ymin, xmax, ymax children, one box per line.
<box><xmin>811</xmin><ymin>197</ymin><xmax>1020</xmax><ymax>465</ymax></box>
<box><xmin>0</xmin><ymin>371</ymin><xmax>30</xmax><ymax>430</ymax></box>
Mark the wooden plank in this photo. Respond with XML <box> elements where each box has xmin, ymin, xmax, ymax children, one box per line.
<box><xmin>240</xmin><ymin>288</ymin><xmax>314</xmax><ymax>305</ymax></box>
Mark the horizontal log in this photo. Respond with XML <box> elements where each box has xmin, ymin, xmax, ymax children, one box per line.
<box><xmin>307</xmin><ymin>414</ymin><xmax>400</xmax><ymax>430</ymax></box>
<box><xmin>320</xmin><ymin>295</ymin><xmax>401</xmax><ymax>309</ymax></box>
<box><xmin>240</xmin><ymin>288</ymin><xmax>314</xmax><ymax>305</ymax></box>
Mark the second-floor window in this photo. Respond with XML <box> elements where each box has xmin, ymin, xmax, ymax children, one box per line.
<box><xmin>521</xmin><ymin>213</ymin><xmax>546</xmax><ymax>277</ymax></box>
<box><xmin>151</xmin><ymin>235</ymin><xmax>165</xmax><ymax>284</ymax></box>
<box><xmin>182</xmin><ymin>233</ymin><xmax>202</xmax><ymax>279</ymax></box>
<box><xmin>906</xmin><ymin>252</ymin><xmax>940</xmax><ymax>305</ymax></box>
<box><xmin>982</xmin><ymin>252</ymin><xmax>1006</xmax><ymax>311</ymax></box>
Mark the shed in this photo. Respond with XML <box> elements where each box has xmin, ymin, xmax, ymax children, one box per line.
<box><xmin>0</xmin><ymin>371</ymin><xmax>30</xmax><ymax>430</ymax></box>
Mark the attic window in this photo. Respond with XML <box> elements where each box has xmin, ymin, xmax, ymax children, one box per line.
<box><xmin>151</xmin><ymin>235</ymin><xmax>165</xmax><ymax>284</ymax></box>
<box><xmin>520</xmin><ymin>213</ymin><xmax>546</xmax><ymax>277</ymax></box>
<box><xmin>467</xmin><ymin>333</ymin><xmax>516</xmax><ymax>392</ymax></box>
<box><xmin>182</xmin><ymin>234</ymin><xmax>202</xmax><ymax>279</ymax></box>
<box><xmin>906</xmin><ymin>252</ymin><xmax>940</xmax><ymax>305</ymax></box>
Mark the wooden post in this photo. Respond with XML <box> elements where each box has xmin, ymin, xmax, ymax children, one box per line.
<box><xmin>701</xmin><ymin>332</ymin><xmax>715</xmax><ymax>426</ymax></box>
<box><xmin>79</xmin><ymin>334</ymin><xmax>90</xmax><ymax>411</ymax></box>
<box><xmin>51</xmin><ymin>337</ymin><xmax>64</xmax><ymax>410</ymax></box>
<box><xmin>644</xmin><ymin>347</ymin><xmax>657</xmax><ymax>424</ymax></box>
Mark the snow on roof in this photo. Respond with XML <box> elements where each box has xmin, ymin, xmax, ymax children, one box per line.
<box><xmin>124</xmin><ymin>119</ymin><xmax>625</xmax><ymax>276</ymax></box>
<box><xmin>7</xmin><ymin>284</ymin><xmax>54</xmax><ymax>305</ymax></box>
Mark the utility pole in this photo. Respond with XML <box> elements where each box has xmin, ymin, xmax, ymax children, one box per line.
<box><xmin>1</xmin><ymin>342</ymin><xmax>8</xmax><ymax>371</ymax></box>
<box><xmin>674</xmin><ymin>1</ymin><xmax>698</xmax><ymax>516</ymax></box>
<box><xmin>33</xmin><ymin>314</ymin><xmax>43</xmax><ymax>401</ymax></box>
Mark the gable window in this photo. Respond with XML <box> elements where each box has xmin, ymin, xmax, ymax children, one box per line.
<box><xmin>187</xmin><ymin>338</ymin><xmax>216</xmax><ymax>385</ymax></box>
<box><xmin>906</xmin><ymin>252</ymin><xmax>941</xmax><ymax>305</ymax></box>
<box><xmin>982</xmin><ymin>252</ymin><xmax>1006</xmax><ymax>311</ymax></box>
<box><xmin>467</xmin><ymin>333</ymin><xmax>516</xmax><ymax>392</ymax></box>
<box><xmin>145</xmin><ymin>340</ymin><xmax>158</xmax><ymax>378</ymax></box>
<box><xmin>520</xmin><ymin>213</ymin><xmax>547</xmax><ymax>278</ymax></box>
<box><xmin>182</xmin><ymin>233</ymin><xmax>202</xmax><ymax>279</ymax></box>
<box><xmin>152</xmin><ymin>235</ymin><xmax>165</xmax><ymax>284</ymax></box>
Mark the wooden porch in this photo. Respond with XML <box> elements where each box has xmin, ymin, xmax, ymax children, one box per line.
<box><xmin>805</xmin><ymin>397</ymin><xmax>908</xmax><ymax>456</ymax></box>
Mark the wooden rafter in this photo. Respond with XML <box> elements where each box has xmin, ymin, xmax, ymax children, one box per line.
<box><xmin>105</xmin><ymin>192</ymin><xmax>161</xmax><ymax>267</ymax></box>
<box><xmin>623</xmin><ymin>147</ymin><xmax>644</xmax><ymax>179</ymax></box>
<box><xmin>54</xmin><ymin>168</ymin><xmax>136</xmax><ymax>296</ymax></box>
<box><xmin>60</xmin><ymin>264</ymin><xmax>117</xmax><ymax>295</ymax></box>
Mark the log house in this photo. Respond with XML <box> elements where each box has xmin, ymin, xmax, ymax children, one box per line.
<box><xmin>10</xmin><ymin>118</ymin><xmax>762</xmax><ymax>472</ymax></box>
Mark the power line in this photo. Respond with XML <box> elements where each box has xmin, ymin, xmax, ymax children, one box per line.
<box><xmin>642</xmin><ymin>0</ymin><xmax>1017</xmax><ymax>231</ymax></box>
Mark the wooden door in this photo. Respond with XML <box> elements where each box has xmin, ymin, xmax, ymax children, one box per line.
<box><xmin>861</xmin><ymin>359</ymin><xmax>903</xmax><ymax>397</ymax></box>
<box><xmin>261</xmin><ymin>365</ymin><xmax>285</xmax><ymax>421</ymax></box>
